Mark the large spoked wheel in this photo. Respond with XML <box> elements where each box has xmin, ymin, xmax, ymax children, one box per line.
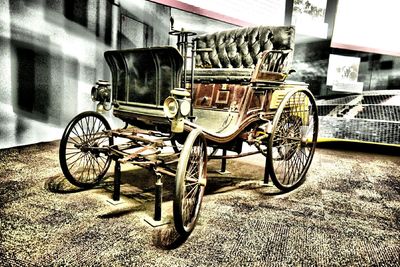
<box><xmin>267</xmin><ymin>89</ymin><xmax>318</xmax><ymax>191</ymax></box>
<box><xmin>59</xmin><ymin>111</ymin><xmax>113</xmax><ymax>188</ymax></box>
<box><xmin>174</xmin><ymin>129</ymin><xmax>207</xmax><ymax>236</ymax></box>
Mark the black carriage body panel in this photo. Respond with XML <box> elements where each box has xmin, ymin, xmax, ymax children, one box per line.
<box><xmin>104</xmin><ymin>46</ymin><xmax>183</xmax><ymax>121</ymax></box>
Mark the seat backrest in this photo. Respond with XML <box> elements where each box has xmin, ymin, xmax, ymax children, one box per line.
<box><xmin>195</xmin><ymin>26</ymin><xmax>295</xmax><ymax>70</ymax></box>
<box><xmin>104</xmin><ymin>46</ymin><xmax>183</xmax><ymax>108</ymax></box>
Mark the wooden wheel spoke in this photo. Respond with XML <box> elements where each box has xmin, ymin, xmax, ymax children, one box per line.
<box><xmin>67</xmin><ymin>152</ymin><xmax>86</xmax><ymax>168</ymax></box>
<box><xmin>185</xmin><ymin>177</ymin><xmax>198</xmax><ymax>183</ymax></box>
<box><xmin>88</xmin><ymin>152</ymin><xmax>103</xmax><ymax>174</ymax></box>
<box><xmin>185</xmin><ymin>184</ymin><xmax>200</xmax><ymax>199</ymax></box>
<box><xmin>66</xmin><ymin>150</ymin><xmax>82</xmax><ymax>161</ymax></box>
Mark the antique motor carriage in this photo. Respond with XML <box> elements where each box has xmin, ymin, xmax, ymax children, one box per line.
<box><xmin>59</xmin><ymin>24</ymin><xmax>318</xmax><ymax>239</ymax></box>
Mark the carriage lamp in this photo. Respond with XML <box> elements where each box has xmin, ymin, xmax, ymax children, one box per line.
<box><xmin>163</xmin><ymin>97</ymin><xmax>179</xmax><ymax>118</ymax></box>
<box><xmin>179</xmin><ymin>100</ymin><xmax>191</xmax><ymax>117</ymax></box>
<box><xmin>163</xmin><ymin>88</ymin><xmax>191</xmax><ymax>133</ymax></box>
<box><xmin>91</xmin><ymin>80</ymin><xmax>111</xmax><ymax>113</ymax></box>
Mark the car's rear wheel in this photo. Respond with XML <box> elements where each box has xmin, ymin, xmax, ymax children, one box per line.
<box><xmin>267</xmin><ymin>89</ymin><xmax>318</xmax><ymax>191</ymax></box>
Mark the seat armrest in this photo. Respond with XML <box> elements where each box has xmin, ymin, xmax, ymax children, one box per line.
<box><xmin>251</xmin><ymin>50</ymin><xmax>292</xmax><ymax>83</ymax></box>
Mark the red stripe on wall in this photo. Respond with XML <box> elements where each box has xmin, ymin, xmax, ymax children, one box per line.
<box><xmin>148</xmin><ymin>0</ymin><xmax>255</xmax><ymax>26</ymax></box>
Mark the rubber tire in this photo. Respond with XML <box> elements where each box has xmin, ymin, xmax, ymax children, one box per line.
<box><xmin>59</xmin><ymin>111</ymin><xmax>113</xmax><ymax>188</ymax></box>
<box><xmin>173</xmin><ymin>129</ymin><xmax>207</xmax><ymax>236</ymax></box>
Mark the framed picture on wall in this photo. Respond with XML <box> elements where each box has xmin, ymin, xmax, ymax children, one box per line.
<box><xmin>327</xmin><ymin>54</ymin><xmax>363</xmax><ymax>93</ymax></box>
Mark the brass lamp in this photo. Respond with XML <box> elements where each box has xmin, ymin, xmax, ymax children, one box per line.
<box><xmin>163</xmin><ymin>88</ymin><xmax>191</xmax><ymax>133</ymax></box>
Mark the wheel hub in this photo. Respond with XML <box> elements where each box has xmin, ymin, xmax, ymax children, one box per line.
<box><xmin>80</xmin><ymin>144</ymin><xmax>90</xmax><ymax>153</ymax></box>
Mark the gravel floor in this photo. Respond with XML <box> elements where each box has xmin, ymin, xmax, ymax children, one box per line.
<box><xmin>0</xmin><ymin>141</ymin><xmax>399</xmax><ymax>266</ymax></box>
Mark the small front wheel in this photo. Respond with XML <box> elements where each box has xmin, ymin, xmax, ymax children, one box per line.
<box><xmin>59</xmin><ymin>111</ymin><xmax>113</xmax><ymax>188</ymax></box>
<box><xmin>173</xmin><ymin>129</ymin><xmax>207</xmax><ymax>236</ymax></box>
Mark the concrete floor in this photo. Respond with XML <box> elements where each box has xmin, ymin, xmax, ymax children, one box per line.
<box><xmin>0</xmin><ymin>141</ymin><xmax>399</xmax><ymax>266</ymax></box>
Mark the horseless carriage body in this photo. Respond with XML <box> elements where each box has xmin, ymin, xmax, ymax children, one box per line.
<box><xmin>59</xmin><ymin>24</ymin><xmax>318</xmax><ymax>239</ymax></box>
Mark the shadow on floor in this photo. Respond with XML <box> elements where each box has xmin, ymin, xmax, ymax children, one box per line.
<box><xmin>44</xmin><ymin>159</ymin><xmax>285</xmax><ymax>249</ymax></box>
<box><xmin>45</xmin><ymin>160</ymin><xmax>282</xmax><ymax>202</ymax></box>
<box><xmin>317</xmin><ymin>141</ymin><xmax>400</xmax><ymax>155</ymax></box>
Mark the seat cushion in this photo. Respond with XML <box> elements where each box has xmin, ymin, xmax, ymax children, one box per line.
<box><xmin>187</xmin><ymin>68</ymin><xmax>254</xmax><ymax>83</ymax></box>
<box><xmin>195</xmin><ymin>26</ymin><xmax>295</xmax><ymax>69</ymax></box>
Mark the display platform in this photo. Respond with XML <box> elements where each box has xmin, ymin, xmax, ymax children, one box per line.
<box><xmin>317</xmin><ymin>90</ymin><xmax>400</xmax><ymax>146</ymax></box>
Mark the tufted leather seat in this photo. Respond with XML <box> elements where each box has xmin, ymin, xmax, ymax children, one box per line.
<box><xmin>191</xmin><ymin>25</ymin><xmax>295</xmax><ymax>83</ymax></box>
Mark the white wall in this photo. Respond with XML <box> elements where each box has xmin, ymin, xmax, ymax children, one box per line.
<box><xmin>332</xmin><ymin>0</ymin><xmax>400</xmax><ymax>56</ymax></box>
<box><xmin>0</xmin><ymin>0</ymin><xmax>250</xmax><ymax>150</ymax></box>
<box><xmin>0</xmin><ymin>0</ymin><xmax>118</xmax><ymax>149</ymax></box>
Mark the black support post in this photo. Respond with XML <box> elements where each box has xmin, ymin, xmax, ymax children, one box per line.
<box><xmin>154</xmin><ymin>174</ymin><xmax>163</xmax><ymax>221</ymax></box>
<box><xmin>216</xmin><ymin>149</ymin><xmax>231</xmax><ymax>175</ymax></box>
<box><xmin>113</xmin><ymin>160</ymin><xmax>121</xmax><ymax>201</ymax></box>
<box><xmin>221</xmin><ymin>149</ymin><xmax>227</xmax><ymax>173</ymax></box>
<box><xmin>264</xmin><ymin>156</ymin><xmax>270</xmax><ymax>184</ymax></box>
